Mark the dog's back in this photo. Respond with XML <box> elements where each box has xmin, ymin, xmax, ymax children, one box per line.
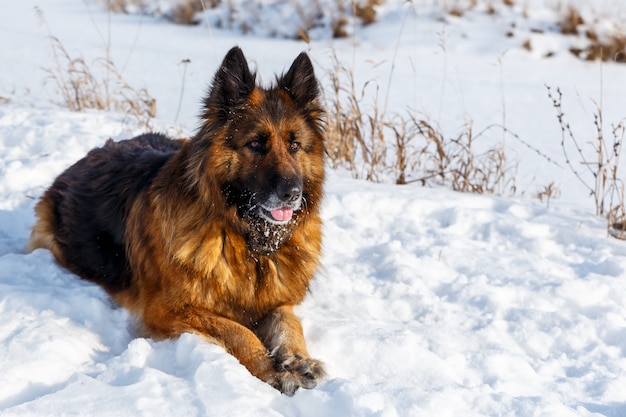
<box><xmin>29</xmin><ymin>133</ymin><xmax>183</xmax><ymax>293</ymax></box>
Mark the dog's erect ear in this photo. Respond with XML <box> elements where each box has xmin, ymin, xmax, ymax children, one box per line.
<box><xmin>206</xmin><ymin>46</ymin><xmax>256</xmax><ymax>112</ymax></box>
<box><xmin>277</xmin><ymin>52</ymin><xmax>319</xmax><ymax>108</ymax></box>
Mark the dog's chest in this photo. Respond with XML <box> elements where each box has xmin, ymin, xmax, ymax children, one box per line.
<box><xmin>203</xmin><ymin>253</ymin><xmax>309</xmax><ymax>324</ymax></box>
<box><xmin>168</xmin><ymin>222</ymin><xmax>316</xmax><ymax>324</ymax></box>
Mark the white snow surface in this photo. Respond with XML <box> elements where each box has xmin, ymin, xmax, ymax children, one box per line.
<box><xmin>2</xmin><ymin>0</ymin><xmax>626</xmax><ymax>416</ymax></box>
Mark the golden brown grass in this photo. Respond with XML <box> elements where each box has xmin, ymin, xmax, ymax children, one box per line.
<box><xmin>354</xmin><ymin>0</ymin><xmax>382</xmax><ymax>26</ymax></box>
<box><xmin>101</xmin><ymin>0</ymin><xmax>625</xmax><ymax>61</ymax></box>
<box><xmin>324</xmin><ymin>53</ymin><xmax>386</xmax><ymax>181</ymax></box>
<box><xmin>102</xmin><ymin>0</ymin><xmax>382</xmax><ymax>38</ymax></box>
<box><xmin>324</xmin><ymin>53</ymin><xmax>518</xmax><ymax>194</ymax></box>
<box><xmin>570</xmin><ymin>32</ymin><xmax>626</xmax><ymax>63</ymax></box>
<box><xmin>535</xmin><ymin>182</ymin><xmax>560</xmax><ymax>208</ymax></box>
<box><xmin>558</xmin><ymin>6</ymin><xmax>585</xmax><ymax>35</ymax></box>
<box><xmin>103</xmin><ymin>0</ymin><xmax>146</xmax><ymax>13</ymax></box>
<box><xmin>556</xmin><ymin>5</ymin><xmax>626</xmax><ymax>63</ymax></box>
<box><xmin>37</xmin><ymin>7</ymin><xmax>156</xmax><ymax>128</ymax></box>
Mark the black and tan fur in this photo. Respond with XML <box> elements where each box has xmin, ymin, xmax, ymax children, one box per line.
<box><xmin>28</xmin><ymin>47</ymin><xmax>326</xmax><ymax>395</ymax></box>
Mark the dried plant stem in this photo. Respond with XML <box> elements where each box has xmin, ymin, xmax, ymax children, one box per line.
<box><xmin>325</xmin><ymin>52</ymin><xmax>520</xmax><ymax>196</ymax></box>
<box><xmin>37</xmin><ymin>7</ymin><xmax>156</xmax><ymax>128</ymax></box>
<box><xmin>547</xmin><ymin>84</ymin><xmax>626</xmax><ymax>237</ymax></box>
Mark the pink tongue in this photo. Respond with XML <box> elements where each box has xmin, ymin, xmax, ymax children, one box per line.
<box><xmin>271</xmin><ymin>207</ymin><xmax>293</xmax><ymax>222</ymax></box>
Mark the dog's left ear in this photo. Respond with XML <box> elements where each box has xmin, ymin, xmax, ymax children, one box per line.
<box><xmin>278</xmin><ymin>52</ymin><xmax>319</xmax><ymax>108</ymax></box>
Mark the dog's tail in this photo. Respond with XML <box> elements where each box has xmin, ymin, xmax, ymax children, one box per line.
<box><xmin>27</xmin><ymin>195</ymin><xmax>62</xmax><ymax>260</ymax></box>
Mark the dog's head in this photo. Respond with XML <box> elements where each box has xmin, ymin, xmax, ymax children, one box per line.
<box><xmin>191</xmin><ymin>47</ymin><xmax>325</xmax><ymax>253</ymax></box>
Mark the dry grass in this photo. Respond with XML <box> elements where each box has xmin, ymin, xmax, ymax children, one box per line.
<box><xmin>570</xmin><ymin>31</ymin><xmax>626</xmax><ymax>63</ymax></box>
<box><xmin>103</xmin><ymin>0</ymin><xmax>147</xmax><ymax>13</ymax></box>
<box><xmin>558</xmin><ymin>6</ymin><xmax>585</xmax><ymax>35</ymax></box>
<box><xmin>324</xmin><ymin>53</ymin><xmax>518</xmax><ymax>195</ymax></box>
<box><xmin>102</xmin><ymin>0</ymin><xmax>381</xmax><ymax>38</ymax></box>
<box><xmin>101</xmin><ymin>0</ymin><xmax>625</xmax><ymax>60</ymax></box>
<box><xmin>325</xmin><ymin>53</ymin><xmax>386</xmax><ymax>181</ymax></box>
<box><xmin>37</xmin><ymin>8</ymin><xmax>156</xmax><ymax>128</ymax></box>
<box><xmin>439</xmin><ymin>0</ymin><xmax>516</xmax><ymax>18</ymax></box>
<box><xmin>169</xmin><ymin>1</ymin><xmax>203</xmax><ymax>25</ymax></box>
<box><xmin>547</xmin><ymin>85</ymin><xmax>626</xmax><ymax>237</ymax></box>
<box><xmin>436</xmin><ymin>1</ymin><xmax>626</xmax><ymax>64</ymax></box>
<box><xmin>354</xmin><ymin>0</ymin><xmax>382</xmax><ymax>26</ymax></box>
<box><xmin>403</xmin><ymin>117</ymin><xmax>518</xmax><ymax>195</ymax></box>
<box><xmin>409</xmin><ymin>120</ymin><xmax>516</xmax><ymax>193</ymax></box>
<box><xmin>535</xmin><ymin>182</ymin><xmax>560</xmax><ymax>207</ymax></box>
<box><xmin>556</xmin><ymin>5</ymin><xmax>626</xmax><ymax>63</ymax></box>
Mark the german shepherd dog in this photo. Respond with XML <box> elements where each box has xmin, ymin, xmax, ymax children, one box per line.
<box><xmin>28</xmin><ymin>47</ymin><xmax>326</xmax><ymax>395</ymax></box>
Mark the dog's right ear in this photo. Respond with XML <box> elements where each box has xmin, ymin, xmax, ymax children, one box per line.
<box><xmin>204</xmin><ymin>47</ymin><xmax>256</xmax><ymax>120</ymax></box>
<box><xmin>278</xmin><ymin>52</ymin><xmax>319</xmax><ymax>109</ymax></box>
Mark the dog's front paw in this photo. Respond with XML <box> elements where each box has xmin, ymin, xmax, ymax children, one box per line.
<box><xmin>272</xmin><ymin>350</ymin><xmax>326</xmax><ymax>392</ymax></box>
<box><xmin>265</xmin><ymin>355</ymin><xmax>326</xmax><ymax>396</ymax></box>
<box><xmin>265</xmin><ymin>371</ymin><xmax>302</xmax><ymax>396</ymax></box>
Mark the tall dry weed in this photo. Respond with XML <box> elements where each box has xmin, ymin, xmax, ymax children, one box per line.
<box><xmin>325</xmin><ymin>53</ymin><xmax>386</xmax><ymax>181</ymax></box>
<box><xmin>37</xmin><ymin>7</ymin><xmax>156</xmax><ymax>128</ymax></box>
<box><xmin>324</xmin><ymin>53</ymin><xmax>519</xmax><ymax>195</ymax></box>
<box><xmin>404</xmin><ymin>117</ymin><xmax>518</xmax><ymax>195</ymax></box>
<box><xmin>547</xmin><ymin>85</ymin><xmax>626</xmax><ymax>237</ymax></box>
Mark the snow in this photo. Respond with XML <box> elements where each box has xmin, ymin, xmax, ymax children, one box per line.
<box><xmin>2</xmin><ymin>0</ymin><xmax>626</xmax><ymax>416</ymax></box>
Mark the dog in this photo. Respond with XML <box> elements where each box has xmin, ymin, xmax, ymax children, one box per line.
<box><xmin>28</xmin><ymin>46</ymin><xmax>326</xmax><ymax>396</ymax></box>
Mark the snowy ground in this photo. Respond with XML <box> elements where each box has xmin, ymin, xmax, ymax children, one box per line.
<box><xmin>2</xmin><ymin>0</ymin><xmax>626</xmax><ymax>416</ymax></box>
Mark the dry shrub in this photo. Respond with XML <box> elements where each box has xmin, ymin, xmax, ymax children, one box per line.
<box><xmin>103</xmin><ymin>0</ymin><xmax>147</xmax><ymax>13</ymax></box>
<box><xmin>558</xmin><ymin>6</ymin><xmax>584</xmax><ymax>35</ymax></box>
<box><xmin>440</xmin><ymin>0</ymin><xmax>517</xmax><ymax>18</ymax></box>
<box><xmin>354</xmin><ymin>0</ymin><xmax>382</xmax><ymax>26</ymax></box>
<box><xmin>331</xmin><ymin>17</ymin><xmax>350</xmax><ymax>39</ymax></box>
<box><xmin>406</xmin><ymin>118</ymin><xmax>517</xmax><ymax>194</ymax></box>
<box><xmin>102</xmin><ymin>0</ymin><xmax>216</xmax><ymax>25</ymax></box>
<box><xmin>38</xmin><ymin>8</ymin><xmax>156</xmax><ymax>128</ymax></box>
<box><xmin>103</xmin><ymin>0</ymin><xmax>127</xmax><ymax>12</ymax></box>
<box><xmin>436</xmin><ymin>1</ymin><xmax>625</xmax><ymax>64</ymax></box>
<box><xmin>325</xmin><ymin>53</ymin><xmax>386</xmax><ymax>181</ymax></box>
<box><xmin>168</xmin><ymin>0</ymin><xmax>223</xmax><ymax>25</ymax></box>
<box><xmin>557</xmin><ymin>5</ymin><xmax>626</xmax><ymax>63</ymax></box>
<box><xmin>325</xmin><ymin>53</ymin><xmax>518</xmax><ymax>195</ymax></box>
<box><xmin>102</xmin><ymin>0</ymin><xmax>379</xmax><ymax>39</ymax></box>
<box><xmin>570</xmin><ymin>31</ymin><xmax>626</xmax><ymax>63</ymax></box>
<box><xmin>169</xmin><ymin>1</ymin><xmax>203</xmax><ymax>25</ymax></box>
<box><xmin>535</xmin><ymin>182</ymin><xmax>560</xmax><ymax>207</ymax></box>
<box><xmin>547</xmin><ymin>85</ymin><xmax>626</xmax><ymax>237</ymax></box>
<box><xmin>447</xmin><ymin>7</ymin><xmax>464</xmax><ymax>18</ymax></box>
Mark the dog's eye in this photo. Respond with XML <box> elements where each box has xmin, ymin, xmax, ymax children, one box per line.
<box><xmin>247</xmin><ymin>139</ymin><xmax>264</xmax><ymax>153</ymax></box>
<box><xmin>289</xmin><ymin>133</ymin><xmax>301</xmax><ymax>153</ymax></box>
<box><xmin>290</xmin><ymin>141</ymin><xmax>301</xmax><ymax>153</ymax></box>
<box><xmin>247</xmin><ymin>133</ymin><xmax>268</xmax><ymax>153</ymax></box>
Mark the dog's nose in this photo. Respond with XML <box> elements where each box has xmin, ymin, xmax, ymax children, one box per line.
<box><xmin>277</xmin><ymin>180</ymin><xmax>302</xmax><ymax>202</ymax></box>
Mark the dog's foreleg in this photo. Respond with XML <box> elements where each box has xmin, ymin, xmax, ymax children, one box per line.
<box><xmin>142</xmin><ymin>306</ymin><xmax>311</xmax><ymax>396</ymax></box>
<box><xmin>255</xmin><ymin>305</ymin><xmax>326</xmax><ymax>391</ymax></box>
